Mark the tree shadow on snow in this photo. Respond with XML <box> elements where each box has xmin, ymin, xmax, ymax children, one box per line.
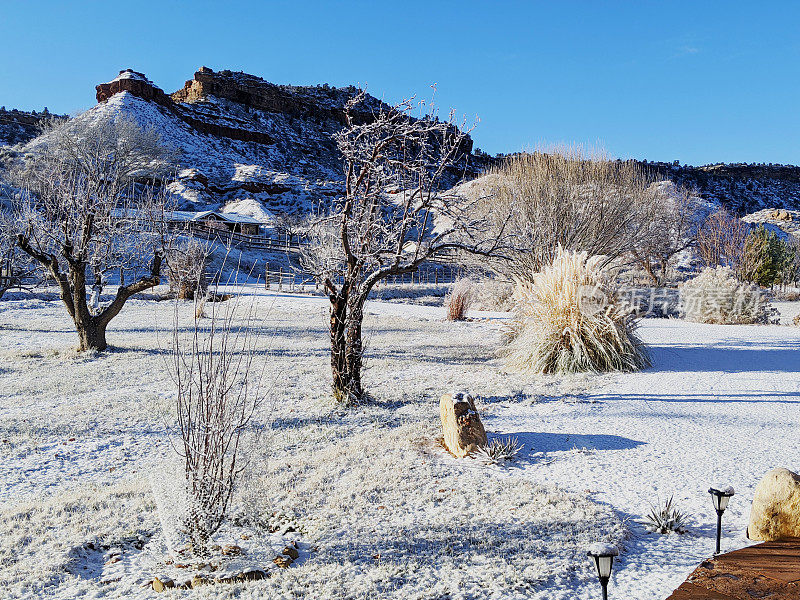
<box><xmin>647</xmin><ymin>341</ymin><xmax>800</xmax><ymax>374</ymax></box>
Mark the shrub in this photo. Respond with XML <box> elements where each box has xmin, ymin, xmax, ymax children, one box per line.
<box><xmin>679</xmin><ymin>266</ymin><xmax>774</xmax><ymax>324</ymax></box>
<box><xmin>502</xmin><ymin>248</ymin><xmax>650</xmax><ymax>374</ymax></box>
<box><xmin>446</xmin><ymin>278</ymin><xmax>474</xmax><ymax>321</ymax></box>
<box><xmin>469</xmin><ymin>279</ymin><xmax>516</xmax><ymax>311</ymax></box>
<box><xmin>166</xmin><ymin>238</ymin><xmax>212</xmax><ymax>300</ymax></box>
<box><xmin>643</xmin><ymin>495</ymin><xmax>689</xmax><ymax>534</ymax></box>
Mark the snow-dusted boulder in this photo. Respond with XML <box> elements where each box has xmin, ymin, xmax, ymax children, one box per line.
<box><xmin>748</xmin><ymin>468</ymin><xmax>800</xmax><ymax>541</ymax></box>
<box><xmin>439</xmin><ymin>391</ymin><xmax>487</xmax><ymax>458</ymax></box>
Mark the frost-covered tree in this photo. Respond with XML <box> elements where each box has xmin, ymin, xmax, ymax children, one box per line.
<box><xmin>11</xmin><ymin>116</ymin><xmax>177</xmax><ymax>350</ymax></box>
<box><xmin>302</xmin><ymin>90</ymin><xmax>506</xmax><ymax>402</ymax></box>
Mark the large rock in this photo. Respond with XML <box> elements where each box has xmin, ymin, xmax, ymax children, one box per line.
<box><xmin>748</xmin><ymin>468</ymin><xmax>800</xmax><ymax>541</ymax></box>
<box><xmin>440</xmin><ymin>391</ymin><xmax>487</xmax><ymax>458</ymax></box>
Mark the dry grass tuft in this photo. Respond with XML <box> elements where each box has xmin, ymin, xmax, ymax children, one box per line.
<box><xmin>502</xmin><ymin>248</ymin><xmax>650</xmax><ymax>374</ymax></box>
<box><xmin>446</xmin><ymin>279</ymin><xmax>474</xmax><ymax>321</ymax></box>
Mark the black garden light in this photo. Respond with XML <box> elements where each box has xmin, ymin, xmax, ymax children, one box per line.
<box><xmin>708</xmin><ymin>485</ymin><xmax>734</xmax><ymax>554</ymax></box>
<box><xmin>587</xmin><ymin>543</ymin><xmax>619</xmax><ymax>600</ymax></box>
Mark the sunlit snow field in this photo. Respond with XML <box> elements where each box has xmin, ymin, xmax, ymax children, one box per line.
<box><xmin>0</xmin><ymin>287</ymin><xmax>798</xmax><ymax>599</ymax></box>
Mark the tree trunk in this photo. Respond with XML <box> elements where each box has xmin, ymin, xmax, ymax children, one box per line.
<box><xmin>329</xmin><ymin>292</ymin><xmax>349</xmax><ymax>401</ymax></box>
<box><xmin>76</xmin><ymin>319</ymin><xmax>108</xmax><ymax>352</ymax></box>
<box><xmin>328</xmin><ymin>283</ymin><xmax>366</xmax><ymax>402</ymax></box>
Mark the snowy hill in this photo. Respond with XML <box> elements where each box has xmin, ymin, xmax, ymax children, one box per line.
<box><xmin>5</xmin><ymin>68</ymin><xmax>484</xmax><ymax>215</ymax></box>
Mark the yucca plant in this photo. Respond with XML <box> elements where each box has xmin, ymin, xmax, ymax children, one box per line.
<box><xmin>644</xmin><ymin>495</ymin><xmax>689</xmax><ymax>534</ymax></box>
<box><xmin>502</xmin><ymin>248</ymin><xmax>650</xmax><ymax>374</ymax></box>
<box><xmin>474</xmin><ymin>437</ymin><xmax>522</xmax><ymax>464</ymax></box>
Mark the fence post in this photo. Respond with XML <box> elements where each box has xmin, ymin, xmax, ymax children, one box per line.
<box><xmin>265</xmin><ymin>262</ymin><xmax>270</xmax><ymax>290</ymax></box>
<box><xmin>278</xmin><ymin>267</ymin><xmax>283</xmax><ymax>292</ymax></box>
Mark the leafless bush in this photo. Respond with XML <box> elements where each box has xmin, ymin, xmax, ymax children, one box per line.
<box><xmin>446</xmin><ymin>278</ymin><xmax>474</xmax><ymax>320</ymax></box>
<box><xmin>479</xmin><ymin>147</ymin><xmax>662</xmax><ymax>281</ymax></box>
<box><xmin>166</xmin><ymin>238</ymin><xmax>212</xmax><ymax>300</ymax></box>
<box><xmin>167</xmin><ymin>290</ymin><xmax>267</xmax><ymax>557</ymax></box>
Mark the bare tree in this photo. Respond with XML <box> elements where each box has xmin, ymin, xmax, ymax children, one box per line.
<box><xmin>10</xmin><ymin>116</ymin><xmax>177</xmax><ymax>350</ymax></box>
<box><xmin>479</xmin><ymin>148</ymin><xmax>662</xmax><ymax>280</ymax></box>
<box><xmin>695</xmin><ymin>208</ymin><xmax>750</xmax><ymax>277</ymax></box>
<box><xmin>301</xmin><ymin>90</ymin><xmax>505</xmax><ymax>402</ymax></box>
<box><xmin>630</xmin><ymin>182</ymin><xmax>705</xmax><ymax>285</ymax></box>
<box><xmin>169</xmin><ymin>291</ymin><xmax>265</xmax><ymax>556</ymax></box>
<box><xmin>272</xmin><ymin>211</ymin><xmax>309</xmax><ymax>246</ymax></box>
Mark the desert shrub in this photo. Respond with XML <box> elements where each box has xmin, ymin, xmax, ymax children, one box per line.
<box><xmin>679</xmin><ymin>266</ymin><xmax>774</xmax><ymax>324</ymax></box>
<box><xmin>445</xmin><ymin>278</ymin><xmax>474</xmax><ymax>321</ymax></box>
<box><xmin>469</xmin><ymin>279</ymin><xmax>516</xmax><ymax>311</ymax></box>
<box><xmin>644</xmin><ymin>495</ymin><xmax>689</xmax><ymax>534</ymax></box>
<box><xmin>793</xmin><ymin>314</ymin><xmax>800</xmax><ymax>327</ymax></box>
<box><xmin>502</xmin><ymin>248</ymin><xmax>650</xmax><ymax>374</ymax></box>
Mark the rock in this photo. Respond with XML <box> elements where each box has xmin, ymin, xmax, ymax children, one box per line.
<box><xmin>273</xmin><ymin>555</ymin><xmax>293</xmax><ymax>568</ymax></box>
<box><xmin>190</xmin><ymin>574</ymin><xmax>207</xmax><ymax>588</ymax></box>
<box><xmin>282</xmin><ymin>545</ymin><xmax>299</xmax><ymax>560</ymax></box>
<box><xmin>439</xmin><ymin>391</ymin><xmax>487</xmax><ymax>458</ymax></box>
<box><xmin>748</xmin><ymin>468</ymin><xmax>800</xmax><ymax>541</ymax></box>
<box><xmin>152</xmin><ymin>577</ymin><xmax>175</xmax><ymax>592</ymax></box>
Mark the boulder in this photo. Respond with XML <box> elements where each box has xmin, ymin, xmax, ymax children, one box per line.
<box><xmin>440</xmin><ymin>391</ymin><xmax>487</xmax><ymax>458</ymax></box>
<box><xmin>747</xmin><ymin>467</ymin><xmax>800</xmax><ymax>541</ymax></box>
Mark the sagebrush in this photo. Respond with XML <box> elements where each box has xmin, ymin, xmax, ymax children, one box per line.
<box><xmin>502</xmin><ymin>248</ymin><xmax>650</xmax><ymax>374</ymax></box>
<box><xmin>679</xmin><ymin>266</ymin><xmax>774</xmax><ymax>325</ymax></box>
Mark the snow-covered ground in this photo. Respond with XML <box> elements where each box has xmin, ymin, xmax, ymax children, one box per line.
<box><xmin>0</xmin><ymin>289</ymin><xmax>798</xmax><ymax>599</ymax></box>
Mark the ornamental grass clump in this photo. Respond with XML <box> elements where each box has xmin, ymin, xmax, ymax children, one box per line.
<box><xmin>503</xmin><ymin>248</ymin><xmax>650</xmax><ymax>374</ymax></box>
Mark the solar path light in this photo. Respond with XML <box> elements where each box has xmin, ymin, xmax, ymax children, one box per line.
<box><xmin>708</xmin><ymin>485</ymin><xmax>734</xmax><ymax>555</ymax></box>
<box><xmin>587</xmin><ymin>542</ymin><xmax>619</xmax><ymax>600</ymax></box>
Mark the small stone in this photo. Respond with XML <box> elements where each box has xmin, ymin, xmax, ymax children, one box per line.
<box><xmin>273</xmin><ymin>555</ymin><xmax>293</xmax><ymax>568</ymax></box>
<box><xmin>221</xmin><ymin>544</ymin><xmax>243</xmax><ymax>556</ymax></box>
<box><xmin>191</xmin><ymin>574</ymin><xmax>206</xmax><ymax>588</ymax></box>
<box><xmin>282</xmin><ymin>545</ymin><xmax>299</xmax><ymax>560</ymax></box>
<box><xmin>152</xmin><ymin>577</ymin><xmax>175</xmax><ymax>592</ymax></box>
<box><xmin>239</xmin><ymin>569</ymin><xmax>267</xmax><ymax>582</ymax></box>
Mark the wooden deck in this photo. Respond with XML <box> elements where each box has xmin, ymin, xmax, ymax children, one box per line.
<box><xmin>666</xmin><ymin>539</ymin><xmax>800</xmax><ymax>599</ymax></box>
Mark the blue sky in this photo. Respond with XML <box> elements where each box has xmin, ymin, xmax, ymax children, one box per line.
<box><xmin>1</xmin><ymin>1</ymin><xmax>798</xmax><ymax>165</ymax></box>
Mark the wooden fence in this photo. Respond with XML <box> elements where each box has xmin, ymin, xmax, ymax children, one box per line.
<box><xmin>263</xmin><ymin>263</ymin><xmax>472</xmax><ymax>293</ymax></box>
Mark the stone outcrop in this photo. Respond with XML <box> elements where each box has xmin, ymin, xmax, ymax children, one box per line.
<box><xmin>748</xmin><ymin>468</ymin><xmax>800</xmax><ymax>541</ymax></box>
<box><xmin>96</xmin><ymin>69</ymin><xmax>274</xmax><ymax>145</ymax></box>
<box><xmin>440</xmin><ymin>391</ymin><xmax>487</xmax><ymax>458</ymax></box>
